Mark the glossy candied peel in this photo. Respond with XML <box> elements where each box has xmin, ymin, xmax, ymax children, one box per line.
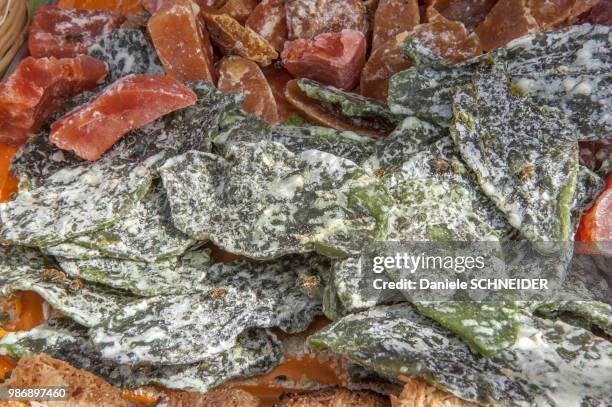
<box><xmin>217</xmin><ymin>56</ymin><xmax>280</xmax><ymax>124</ymax></box>
<box><xmin>148</xmin><ymin>0</ymin><xmax>216</xmax><ymax>83</ymax></box>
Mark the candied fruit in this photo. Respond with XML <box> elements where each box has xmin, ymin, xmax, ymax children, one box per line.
<box><xmin>360</xmin><ymin>32</ymin><xmax>410</xmax><ymax>101</ymax></box>
<box><xmin>28</xmin><ymin>5</ymin><xmax>126</xmax><ymax>58</ymax></box>
<box><xmin>262</xmin><ymin>66</ymin><xmax>299</xmax><ymax>122</ymax></box>
<box><xmin>148</xmin><ymin>0</ymin><xmax>216</xmax><ymax>83</ymax></box>
<box><xmin>0</xmin><ymin>56</ymin><xmax>108</xmax><ymax>146</ymax></box>
<box><xmin>285</xmin><ymin>0</ymin><xmax>369</xmax><ymax>40</ymax></box>
<box><xmin>425</xmin><ymin>0</ymin><xmax>496</xmax><ymax>30</ymax></box>
<box><xmin>218</xmin><ymin>0</ymin><xmax>259</xmax><ymax>24</ymax></box>
<box><xmin>203</xmin><ymin>12</ymin><xmax>278</xmax><ymax>66</ymax></box>
<box><xmin>372</xmin><ymin>0</ymin><xmax>419</xmax><ymax>51</ymax></box>
<box><xmin>475</xmin><ymin>0</ymin><xmax>599</xmax><ymax>51</ymax></box>
<box><xmin>281</xmin><ymin>29</ymin><xmax>366</xmax><ymax>90</ymax></box>
<box><xmin>576</xmin><ymin>175</ymin><xmax>612</xmax><ymax>256</ymax></box>
<box><xmin>361</xmin><ymin>10</ymin><xmax>481</xmax><ymax>101</ymax></box>
<box><xmin>217</xmin><ymin>56</ymin><xmax>280</xmax><ymax>124</ymax></box>
<box><xmin>49</xmin><ymin>75</ymin><xmax>197</xmax><ymax>161</ymax></box>
<box><xmin>245</xmin><ymin>0</ymin><xmax>288</xmax><ymax>52</ymax></box>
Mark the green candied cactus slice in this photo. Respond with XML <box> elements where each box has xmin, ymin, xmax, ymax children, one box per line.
<box><xmin>50</xmin><ymin>183</ymin><xmax>195</xmax><ymax>263</ymax></box>
<box><xmin>535</xmin><ymin>301</ymin><xmax>612</xmax><ymax>337</ymax></box>
<box><xmin>0</xmin><ymin>319</ymin><xmax>283</xmax><ymax>392</ymax></box>
<box><xmin>295</xmin><ymin>78</ymin><xmax>400</xmax><ymax>132</ymax></box>
<box><xmin>213</xmin><ymin>112</ymin><xmax>377</xmax><ymax>163</ymax></box>
<box><xmin>87</xmin><ymin>29</ymin><xmax>164</xmax><ymax>85</ymax></box>
<box><xmin>364</xmin><ymin>116</ymin><xmax>446</xmax><ymax>173</ymax></box>
<box><xmin>0</xmin><ymin>160</ymin><xmax>154</xmax><ymax>247</ymax></box>
<box><xmin>90</xmin><ymin>255</ymin><xmax>322</xmax><ymax>365</ymax></box>
<box><xmin>0</xmin><ymin>245</ymin><xmax>55</xmax><ymax>283</ymax></box>
<box><xmin>389</xmin><ymin>25</ymin><xmax>611</xmax><ymax>139</ymax></box>
<box><xmin>56</xmin><ymin>249</ymin><xmax>211</xmax><ymax>297</ymax></box>
<box><xmin>450</xmin><ymin>69</ymin><xmax>579</xmax><ymax>248</ymax></box>
<box><xmin>127</xmin><ymin>328</ymin><xmax>284</xmax><ymax>392</ymax></box>
<box><xmin>160</xmin><ymin>141</ymin><xmax>392</xmax><ymax>259</ymax></box>
<box><xmin>1</xmin><ymin>267</ymin><xmax>135</xmax><ymax>328</ymax></box>
<box><xmin>307</xmin><ymin>304</ymin><xmax>612</xmax><ymax>406</ymax></box>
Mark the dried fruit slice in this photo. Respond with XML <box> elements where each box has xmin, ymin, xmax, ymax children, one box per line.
<box><xmin>285</xmin><ymin>0</ymin><xmax>369</xmax><ymax>40</ymax></box>
<box><xmin>0</xmin><ymin>56</ymin><xmax>108</xmax><ymax>146</ymax></box>
<box><xmin>285</xmin><ymin>79</ymin><xmax>398</xmax><ymax>138</ymax></box>
<box><xmin>217</xmin><ymin>56</ymin><xmax>280</xmax><ymax>124</ymax></box>
<box><xmin>203</xmin><ymin>12</ymin><xmax>278</xmax><ymax>66</ymax></box>
<box><xmin>371</xmin><ymin>0</ymin><xmax>419</xmax><ymax>51</ymax></box>
<box><xmin>425</xmin><ymin>0</ymin><xmax>496</xmax><ymax>30</ymax></box>
<box><xmin>49</xmin><ymin>75</ymin><xmax>197</xmax><ymax>161</ymax></box>
<box><xmin>28</xmin><ymin>5</ymin><xmax>126</xmax><ymax>58</ymax></box>
<box><xmin>245</xmin><ymin>0</ymin><xmax>288</xmax><ymax>52</ymax></box>
<box><xmin>218</xmin><ymin>0</ymin><xmax>259</xmax><ymax>23</ymax></box>
<box><xmin>362</xmin><ymin>11</ymin><xmax>480</xmax><ymax>101</ymax></box>
<box><xmin>262</xmin><ymin>66</ymin><xmax>300</xmax><ymax>122</ymax></box>
<box><xmin>148</xmin><ymin>0</ymin><xmax>216</xmax><ymax>83</ymax></box>
<box><xmin>576</xmin><ymin>175</ymin><xmax>612</xmax><ymax>256</ymax></box>
<box><xmin>282</xmin><ymin>29</ymin><xmax>366</xmax><ymax>90</ymax></box>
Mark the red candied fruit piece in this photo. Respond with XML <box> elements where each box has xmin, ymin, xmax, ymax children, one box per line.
<box><xmin>475</xmin><ymin>0</ymin><xmax>600</xmax><ymax>51</ymax></box>
<box><xmin>142</xmin><ymin>0</ymin><xmax>167</xmax><ymax>13</ymax></box>
<box><xmin>245</xmin><ymin>0</ymin><xmax>288</xmax><ymax>52</ymax></box>
<box><xmin>0</xmin><ymin>56</ymin><xmax>108</xmax><ymax>146</ymax></box>
<box><xmin>148</xmin><ymin>0</ymin><xmax>216</xmax><ymax>83</ymax></box>
<box><xmin>425</xmin><ymin>0</ymin><xmax>496</xmax><ymax>30</ymax></box>
<box><xmin>49</xmin><ymin>75</ymin><xmax>197</xmax><ymax>161</ymax></box>
<box><xmin>577</xmin><ymin>0</ymin><xmax>612</xmax><ymax>25</ymax></box>
<box><xmin>281</xmin><ymin>29</ymin><xmax>366</xmax><ymax>91</ymax></box>
<box><xmin>28</xmin><ymin>5</ymin><xmax>126</xmax><ymax>58</ymax></box>
<box><xmin>576</xmin><ymin>175</ymin><xmax>612</xmax><ymax>256</ymax></box>
<box><xmin>262</xmin><ymin>66</ymin><xmax>300</xmax><ymax>122</ymax></box>
<box><xmin>217</xmin><ymin>56</ymin><xmax>280</xmax><ymax>124</ymax></box>
<box><xmin>372</xmin><ymin>0</ymin><xmax>420</xmax><ymax>51</ymax></box>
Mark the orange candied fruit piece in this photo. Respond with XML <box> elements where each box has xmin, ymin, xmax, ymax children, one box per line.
<box><xmin>50</xmin><ymin>75</ymin><xmax>197</xmax><ymax>161</ymax></box>
<box><xmin>203</xmin><ymin>12</ymin><xmax>278</xmax><ymax>66</ymax></box>
<box><xmin>245</xmin><ymin>0</ymin><xmax>288</xmax><ymax>52</ymax></box>
<box><xmin>148</xmin><ymin>0</ymin><xmax>216</xmax><ymax>83</ymax></box>
<box><xmin>218</xmin><ymin>0</ymin><xmax>259</xmax><ymax>24</ymax></box>
<box><xmin>281</xmin><ymin>29</ymin><xmax>366</xmax><ymax>91</ymax></box>
<box><xmin>371</xmin><ymin>0</ymin><xmax>420</xmax><ymax>51</ymax></box>
<box><xmin>261</xmin><ymin>66</ymin><xmax>300</xmax><ymax>122</ymax></box>
<box><xmin>28</xmin><ymin>5</ymin><xmax>126</xmax><ymax>59</ymax></box>
<box><xmin>56</xmin><ymin>0</ymin><xmax>144</xmax><ymax>13</ymax></box>
<box><xmin>0</xmin><ymin>144</ymin><xmax>18</xmax><ymax>202</ymax></box>
<box><xmin>362</xmin><ymin>10</ymin><xmax>481</xmax><ymax>101</ymax></box>
<box><xmin>217</xmin><ymin>56</ymin><xmax>280</xmax><ymax>124</ymax></box>
<box><xmin>576</xmin><ymin>175</ymin><xmax>612</xmax><ymax>256</ymax></box>
<box><xmin>0</xmin><ymin>56</ymin><xmax>108</xmax><ymax>146</ymax></box>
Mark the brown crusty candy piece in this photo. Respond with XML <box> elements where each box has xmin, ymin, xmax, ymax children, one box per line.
<box><xmin>285</xmin><ymin>0</ymin><xmax>369</xmax><ymax>40</ymax></box>
<box><xmin>203</xmin><ymin>12</ymin><xmax>279</xmax><ymax>66</ymax></box>
<box><xmin>2</xmin><ymin>354</ymin><xmax>139</xmax><ymax>407</ymax></box>
<box><xmin>217</xmin><ymin>56</ymin><xmax>280</xmax><ymax>124</ymax></box>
